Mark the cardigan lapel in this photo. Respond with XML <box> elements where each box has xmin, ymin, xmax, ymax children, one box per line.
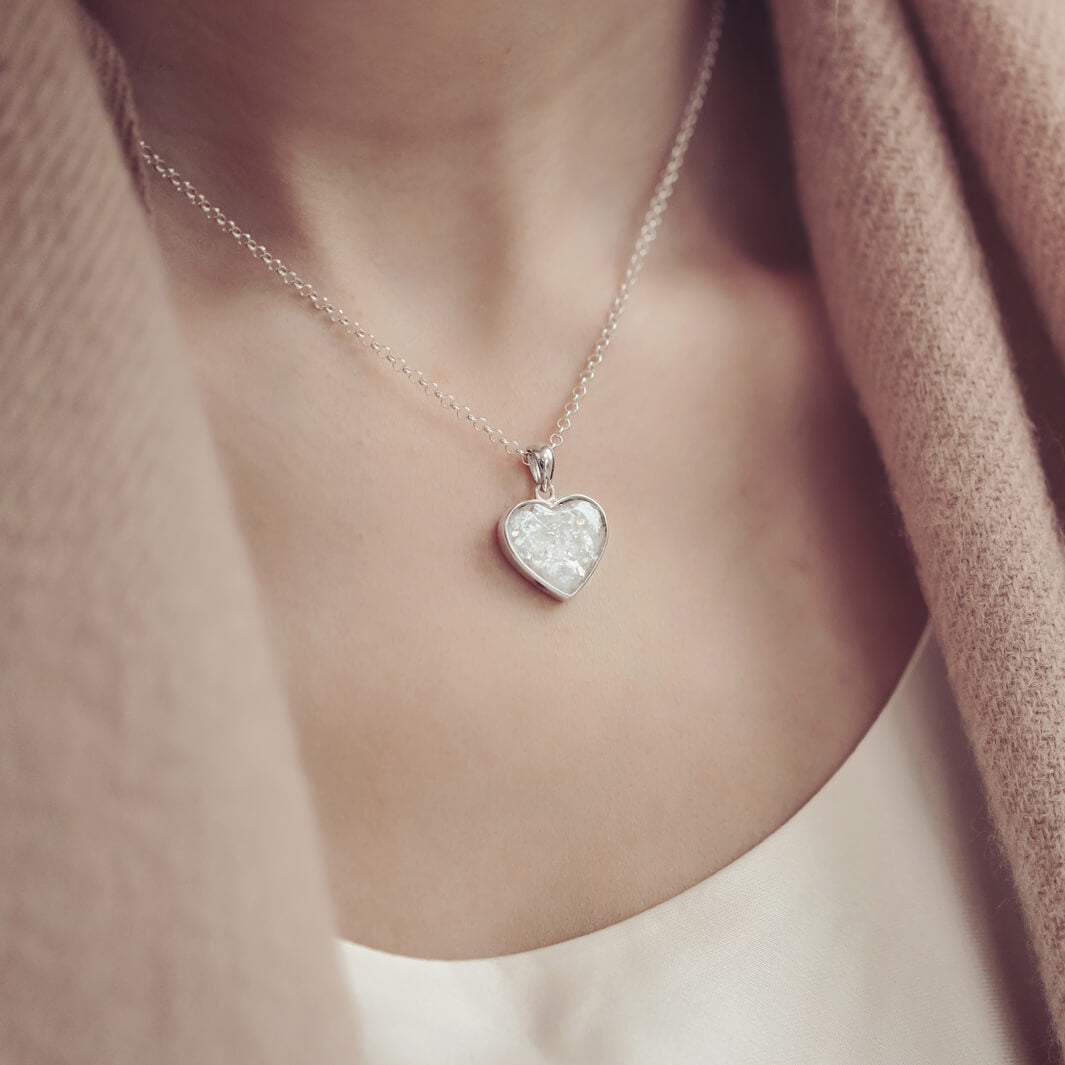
<box><xmin>0</xmin><ymin>2</ymin><xmax>361</xmax><ymax>1062</ymax></box>
<box><xmin>770</xmin><ymin>0</ymin><xmax>1065</xmax><ymax>1053</ymax></box>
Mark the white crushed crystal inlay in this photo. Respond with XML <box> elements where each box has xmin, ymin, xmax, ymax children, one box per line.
<box><xmin>503</xmin><ymin>497</ymin><xmax>607</xmax><ymax>597</ymax></box>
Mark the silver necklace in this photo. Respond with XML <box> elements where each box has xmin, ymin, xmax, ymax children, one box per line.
<box><xmin>141</xmin><ymin>2</ymin><xmax>725</xmax><ymax>601</ymax></box>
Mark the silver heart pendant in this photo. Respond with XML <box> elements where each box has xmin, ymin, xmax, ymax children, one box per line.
<box><xmin>498</xmin><ymin>493</ymin><xmax>608</xmax><ymax>601</ymax></box>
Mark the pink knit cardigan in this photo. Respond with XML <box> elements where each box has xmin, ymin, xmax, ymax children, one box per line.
<box><xmin>1</xmin><ymin>0</ymin><xmax>1063</xmax><ymax>1061</ymax></box>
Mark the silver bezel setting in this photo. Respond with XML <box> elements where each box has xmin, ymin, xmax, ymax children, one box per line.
<box><xmin>497</xmin><ymin>493</ymin><xmax>609</xmax><ymax>601</ymax></box>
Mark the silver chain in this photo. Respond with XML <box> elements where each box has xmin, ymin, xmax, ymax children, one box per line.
<box><xmin>140</xmin><ymin>0</ymin><xmax>725</xmax><ymax>466</ymax></box>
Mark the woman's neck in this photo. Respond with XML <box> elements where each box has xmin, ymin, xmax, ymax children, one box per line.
<box><xmin>91</xmin><ymin>0</ymin><xmax>713</xmax><ymax>285</ymax></box>
<box><xmin>119</xmin><ymin>0</ymin><xmax>706</xmax><ymax>140</ymax></box>
<box><xmin>87</xmin><ymin>1</ymin><xmax>808</xmax><ymax>377</ymax></box>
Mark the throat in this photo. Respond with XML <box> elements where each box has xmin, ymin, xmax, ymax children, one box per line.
<box><xmin>88</xmin><ymin>0</ymin><xmax>711</xmax><ymax>277</ymax></box>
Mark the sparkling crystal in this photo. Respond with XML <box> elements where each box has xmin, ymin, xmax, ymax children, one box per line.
<box><xmin>499</xmin><ymin>495</ymin><xmax>608</xmax><ymax>599</ymax></box>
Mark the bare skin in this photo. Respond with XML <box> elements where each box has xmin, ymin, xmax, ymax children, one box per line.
<box><xmin>92</xmin><ymin>0</ymin><xmax>928</xmax><ymax>959</ymax></box>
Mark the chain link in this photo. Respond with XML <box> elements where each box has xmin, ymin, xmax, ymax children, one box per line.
<box><xmin>141</xmin><ymin>0</ymin><xmax>725</xmax><ymax>465</ymax></box>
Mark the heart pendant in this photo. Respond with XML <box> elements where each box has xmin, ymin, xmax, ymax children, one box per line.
<box><xmin>497</xmin><ymin>443</ymin><xmax>608</xmax><ymax>601</ymax></box>
<box><xmin>498</xmin><ymin>494</ymin><xmax>608</xmax><ymax>600</ymax></box>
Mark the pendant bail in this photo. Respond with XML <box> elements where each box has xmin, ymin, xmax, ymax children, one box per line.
<box><xmin>525</xmin><ymin>443</ymin><xmax>556</xmax><ymax>502</ymax></box>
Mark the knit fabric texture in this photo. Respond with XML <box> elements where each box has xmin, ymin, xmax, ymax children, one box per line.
<box><xmin>0</xmin><ymin>0</ymin><xmax>1063</xmax><ymax>1061</ymax></box>
<box><xmin>771</xmin><ymin>0</ymin><xmax>1065</xmax><ymax>1056</ymax></box>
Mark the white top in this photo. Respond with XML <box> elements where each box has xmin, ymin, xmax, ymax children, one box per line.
<box><xmin>335</xmin><ymin>625</ymin><xmax>1048</xmax><ymax>1063</ymax></box>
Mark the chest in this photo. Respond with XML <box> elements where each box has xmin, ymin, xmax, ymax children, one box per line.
<box><xmin>179</xmin><ymin>264</ymin><xmax>927</xmax><ymax>958</ymax></box>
